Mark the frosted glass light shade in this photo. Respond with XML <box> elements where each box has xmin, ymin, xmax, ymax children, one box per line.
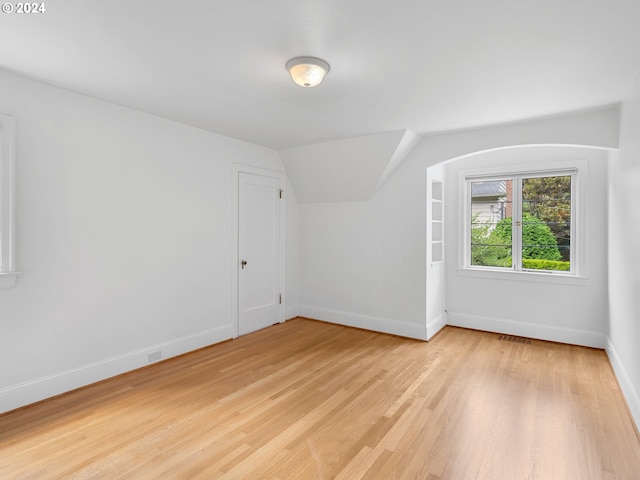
<box><xmin>286</xmin><ymin>57</ymin><xmax>330</xmax><ymax>88</ymax></box>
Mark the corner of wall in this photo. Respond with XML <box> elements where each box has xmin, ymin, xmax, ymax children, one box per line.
<box><xmin>607</xmin><ymin>338</ymin><xmax>640</xmax><ymax>435</ymax></box>
<box><xmin>299</xmin><ymin>305</ymin><xmax>428</xmax><ymax>341</ymax></box>
<box><xmin>285</xmin><ymin>305</ymin><xmax>299</xmax><ymax>321</ymax></box>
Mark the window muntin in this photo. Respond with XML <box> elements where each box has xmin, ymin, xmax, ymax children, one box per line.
<box><xmin>468</xmin><ymin>171</ymin><xmax>575</xmax><ymax>274</ymax></box>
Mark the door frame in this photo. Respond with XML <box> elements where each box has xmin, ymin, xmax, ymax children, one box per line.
<box><xmin>232</xmin><ymin>164</ymin><xmax>286</xmax><ymax>338</ymax></box>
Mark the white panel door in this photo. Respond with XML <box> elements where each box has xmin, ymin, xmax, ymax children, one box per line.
<box><xmin>238</xmin><ymin>172</ymin><xmax>282</xmax><ymax>336</ymax></box>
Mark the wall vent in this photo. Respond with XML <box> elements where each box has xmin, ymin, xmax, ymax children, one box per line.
<box><xmin>498</xmin><ymin>334</ymin><xmax>532</xmax><ymax>345</ymax></box>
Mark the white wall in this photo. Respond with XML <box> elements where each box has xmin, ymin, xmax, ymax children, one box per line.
<box><xmin>445</xmin><ymin>146</ymin><xmax>609</xmax><ymax>348</ymax></box>
<box><xmin>299</xmin><ymin>148</ymin><xmax>428</xmax><ymax>339</ymax></box>
<box><xmin>280</xmin><ymin>131</ymin><xmax>408</xmax><ymax>203</ymax></box>
<box><xmin>284</xmin><ymin>176</ymin><xmax>300</xmax><ymax>319</ymax></box>
<box><xmin>0</xmin><ymin>70</ymin><xmax>294</xmax><ymax>413</ymax></box>
<box><xmin>608</xmin><ymin>71</ymin><xmax>640</xmax><ymax>431</ymax></box>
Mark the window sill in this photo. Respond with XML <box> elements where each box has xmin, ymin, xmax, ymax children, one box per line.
<box><xmin>0</xmin><ymin>272</ymin><xmax>21</xmax><ymax>288</ymax></box>
<box><xmin>457</xmin><ymin>267</ymin><xmax>588</xmax><ymax>286</ymax></box>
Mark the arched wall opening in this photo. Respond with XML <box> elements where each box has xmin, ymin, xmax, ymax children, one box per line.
<box><xmin>297</xmin><ymin>107</ymin><xmax>619</xmax><ymax>344</ymax></box>
<box><xmin>427</xmin><ymin>143</ymin><xmax>613</xmax><ymax>346</ymax></box>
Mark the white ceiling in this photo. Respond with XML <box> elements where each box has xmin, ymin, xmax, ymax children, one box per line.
<box><xmin>1</xmin><ymin>0</ymin><xmax>640</xmax><ymax>150</ymax></box>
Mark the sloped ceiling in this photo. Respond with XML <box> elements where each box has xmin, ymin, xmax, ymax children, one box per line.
<box><xmin>281</xmin><ymin>130</ymin><xmax>419</xmax><ymax>203</ymax></box>
<box><xmin>2</xmin><ymin>1</ymin><xmax>640</xmax><ymax>202</ymax></box>
<box><xmin>1</xmin><ymin>1</ymin><xmax>640</xmax><ymax>151</ymax></box>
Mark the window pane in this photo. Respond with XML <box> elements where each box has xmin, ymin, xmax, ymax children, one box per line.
<box><xmin>521</xmin><ymin>175</ymin><xmax>571</xmax><ymax>271</ymax></box>
<box><xmin>470</xmin><ymin>180</ymin><xmax>513</xmax><ymax>268</ymax></box>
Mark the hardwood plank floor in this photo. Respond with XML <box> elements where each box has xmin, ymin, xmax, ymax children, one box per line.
<box><xmin>1</xmin><ymin>318</ymin><xmax>639</xmax><ymax>479</ymax></box>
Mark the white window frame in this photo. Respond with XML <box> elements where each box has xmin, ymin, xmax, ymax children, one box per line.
<box><xmin>459</xmin><ymin>160</ymin><xmax>586</xmax><ymax>284</ymax></box>
<box><xmin>0</xmin><ymin>114</ymin><xmax>18</xmax><ymax>287</ymax></box>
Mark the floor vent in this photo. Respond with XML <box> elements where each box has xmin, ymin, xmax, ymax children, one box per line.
<box><xmin>498</xmin><ymin>334</ymin><xmax>532</xmax><ymax>345</ymax></box>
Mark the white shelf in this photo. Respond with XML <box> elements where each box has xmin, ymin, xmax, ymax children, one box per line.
<box><xmin>432</xmin><ymin>181</ymin><xmax>443</xmax><ymax>202</ymax></box>
<box><xmin>432</xmin><ymin>242</ymin><xmax>443</xmax><ymax>262</ymax></box>
<box><xmin>430</xmin><ymin>180</ymin><xmax>444</xmax><ymax>263</ymax></box>
<box><xmin>432</xmin><ymin>222</ymin><xmax>442</xmax><ymax>242</ymax></box>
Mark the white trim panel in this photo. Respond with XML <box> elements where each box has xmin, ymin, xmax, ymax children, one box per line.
<box><xmin>0</xmin><ymin>114</ymin><xmax>17</xmax><ymax>282</ymax></box>
<box><xmin>607</xmin><ymin>339</ymin><xmax>640</xmax><ymax>435</ymax></box>
<box><xmin>299</xmin><ymin>305</ymin><xmax>428</xmax><ymax>341</ymax></box>
<box><xmin>447</xmin><ymin>311</ymin><xmax>606</xmax><ymax>348</ymax></box>
<box><xmin>427</xmin><ymin>313</ymin><xmax>447</xmax><ymax>340</ymax></box>
<box><xmin>0</xmin><ymin>324</ymin><xmax>234</xmax><ymax>414</ymax></box>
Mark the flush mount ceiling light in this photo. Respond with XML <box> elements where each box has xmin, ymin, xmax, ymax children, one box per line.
<box><xmin>286</xmin><ymin>56</ymin><xmax>330</xmax><ymax>88</ymax></box>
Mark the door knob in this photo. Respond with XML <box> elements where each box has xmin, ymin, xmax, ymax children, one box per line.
<box><xmin>241</xmin><ymin>259</ymin><xmax>247</xmax><ymax>269</ymax></box>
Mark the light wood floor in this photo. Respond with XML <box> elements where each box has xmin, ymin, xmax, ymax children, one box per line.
<box><xmin>1</xmin><ymin>318</ymin><xmax>639</xmax><ymax>479</ymax></box>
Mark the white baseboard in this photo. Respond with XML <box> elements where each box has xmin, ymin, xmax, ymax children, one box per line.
<box><xmin>446</xmin><ymin>311</ymin><xmax>607</xmax><ymax>348</ymax></box>
<box><xmin>285</xmin><ymin>304</ymin><xmax>299</xmax><ymax>321</ymax></box>
<box><xmin>427</xmin><ymin>313</ymin><xmax>447</xmax><ymax>340</ymax></box>
<box><xmin>0</xmin><ymin>324</ymin><xmax>234</xmax><ymax>414</ymax></box>
<box><xmin>607</xmin><ymin>339</ymin><xmax>640</xmax><ymax>435</ymax></box>
<box><xmin>299</xmin><ymin>305</ymin><xmax>428</xmax><ymax>341</ymax></box>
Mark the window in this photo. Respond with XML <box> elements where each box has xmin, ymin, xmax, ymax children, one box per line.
<box><xmin>466</xmin><ymin>169</ymin><xmax>575</xmax><ymax>274</ymax></box>
<box><xmin>0</xmin><ymin>114</ymin><xmax>18</xmax><ymax>287</ymax></box>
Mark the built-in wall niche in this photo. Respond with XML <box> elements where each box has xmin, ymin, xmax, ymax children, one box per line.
<box><xmin>431</xmin><ymin>180</ymin><xmax>443</xmax><ymax>263</ymax></box>
<box><xmin>426</xmin><ymin>167</ymin><xmax>446</xmax><ymax>340</ymax></box>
